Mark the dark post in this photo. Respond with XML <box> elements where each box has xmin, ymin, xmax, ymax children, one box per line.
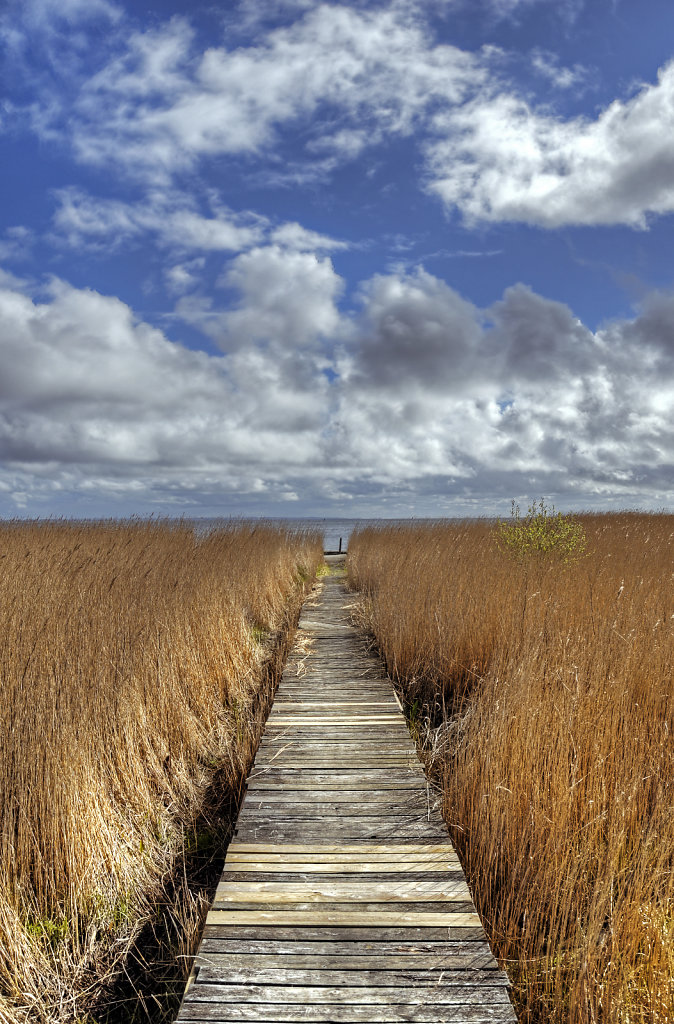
<box><xmin>338</xmin><ymin>537</ymin><xmax>343</xmax><ymax>553</ymax></box>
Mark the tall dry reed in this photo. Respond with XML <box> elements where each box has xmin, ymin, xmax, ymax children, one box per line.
<box><xmin>348</xmin><ymin>514</ymin><xmax>673</xmax><ymax>1024</ymax></box>
<box><xmin>0</xmin><ymin>519</ymin><xmax>322</xmax><ymax>1023</ymax></box>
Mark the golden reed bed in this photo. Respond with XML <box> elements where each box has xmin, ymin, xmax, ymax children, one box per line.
<box><xmin>348</xmin><ymin>513</ymin><xmax>673</xmax><ymax>1024</ymax></box>
<box><xmin>0</xmin><ymin>519</ymin><xmax>322</xmax><ymax>1024</ymax></box>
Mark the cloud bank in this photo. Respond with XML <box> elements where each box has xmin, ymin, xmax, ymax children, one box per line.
<box><xmin>1</xmin><ymin>265</ymin><xmax>673</xmax><ymax>514</ymax></box>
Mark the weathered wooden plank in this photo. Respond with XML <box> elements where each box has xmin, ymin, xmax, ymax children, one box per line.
<box><xmin>267</xmin><ymin>714</ymin><xmax>401</xmax><ymax>722</ymax></box>
<box><xmin>234</xmin><ymin>820</ymin><xmax>447</xmax><ymax>833</ymax></box>
<box><xmin>260</xmin><ymin>731</ymin><xmax>411</xmax><ymax>740</ymax></box>
<box><xmin>239</xmin><ymin>804</ymin><xmax>440</xmax><ymax>818</ymax></box>
<box><xmin>233</xmin><ymin>830</ymin><xmax>449</xmax><ymax>843</ymax></box>
<box><xmin>256</xmin><ymin>742</ymin><xmax>413</xmax><ymax>751</ymax></box>
<box><xmin>260</xmin><ymin>735</ymin><xmax>411</xmax><ymax>743</ymax></box>
<box><xmin>214</xmin><ymin>881</ymin><xmax>471</xmax><ymax>901</ymax></box>
<box><xmin>193</xmin><ymin>966</ymin><xmax>510</xmax><ymax>988</ymax></box>
<box><xmin>256</xmin><ymin>743</ymin><xmax>415</xmax><ymax>751</ymax></box>
<box><xmin>227</xmin><ymin>843</ymin><xmax>457</xmax><ymax>854</ymax></box>
<box><xmin>251</xmin><ymin>761</ymin><xmax>421</xmax><ymax>769</ymax></box>
<box><xmin>242</xmin><ymin>797</ymin><xmax>436</xmax><ymax>808</ymax></box>
<box><xmin>197</xmin><ymin>938</ymin><xmax>496</xmax><ymax>957</ymax></box>
<box><xmin>246</xmin><ymin>784</ymin><xmax>432</xmax><ymax>794</ymax></box>
<box><xmin>221</xmin><ymin>872</ymin><xmax>463</xmax><ymax>882</ymax></box>
<box><xmin>253</xmin><ymin>745</ymin><xmax>415</xmax><ymax>754</ymax></box>
<box><xmin>239</xmin><ymin>802</ymin><xmax>441</xmax><ymax>815</ymax></box>
<box><xmin>236</xmin><ymin>805</ymin><xmax>445</xmax><ymax>817</ymax></box>
<box><xmin>272</xmin><ymin>702</ymin><xmax>397</xmax><ymax>708</ymax></box>
<box><xmin>205</xmin><ymin>911</ymin><xmax>482</xmax><ymax>927</ymax></box>
<box><xmin>184</xmin><ymin>983</ymin><xmax>510</xmax><ymax>1006</ymax></box>
<box><xmin>251</xmin><ymin>761</ymin><xmax>419</xmax><ymax>770</ymax></box>
<box><xmin>277</xmin><ymin>684</ymin><xmax>389</xmax><ymax>690</ymax></box>
<box><xmin>178</xmin><ymin>1005</ymin><xmax>513</xmax><ymax>1023</ymax></box>
<box><xmin>247</xmin><ymin>782</ymin><xmax>424</xmax><ymax>791</ymax></box>
<box><xmin>211</xmin><ymin>902</ymin><xmax>477</xmax><ymax>916</ymax></box>
<box><xmin>224</xmin><ymin>847</ymin><xmax>456</xmax><ymax>857</ymax></box>
<box><xmin>264</xmin><ymin>714</ymin><xmax>403</xmax><ymax>720</ymax></box>
<box><xmin>246</xmin><ymin>778</ymin><xmax>424</xmax><ymax>789</ymax></box>
<box><xmin>195</xmin><ymin>953</ymin><xmax>500</xmax><ymax>971</ymax></box>
<box><xmin>248</xmin><ymin>768</ymin><xmax>423</xmax><ymax>776</ymax></box>
<box><xmin>234</xmin><ymin>819</ymin><xmax>447</xmax><ymax>833</ymax></box>
<box><xmin>199</xmin><ymin>925</ymin><xmax>489</xmax><ymax>942</ymax></box>
<box><xmin>264</xmin><ymin>724</ymin><xmax>403</xmax><ymax>732</ymax></box>
<box><xmin>256</xmin><ymin>745</ymin><xmax>413</xmax><ymax>753</ymax></box>
<box><xmin>224</xmin><ymin>851</ymin><xmax>455</xmax><ymax>864</ymax></box>
<box><xmin>243</xmin><ymin>790</ymin><xmax>434</xmax><ymax>802</ymax></box>
<box><xmin>249</xmin><ymin>768</ymin><xmax>421</xmax><ymax>774</ymax></box>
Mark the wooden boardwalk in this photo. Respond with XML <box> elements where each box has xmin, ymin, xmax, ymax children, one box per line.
<box><xmin>178</xmin><ymin>560</ymin><xmax>516</xmax><ymax>1023</ymax></box>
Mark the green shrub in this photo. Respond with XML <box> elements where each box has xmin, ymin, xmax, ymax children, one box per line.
<box><xmin>496</xmin><ymin>499</ymin><xmax>586</xmax><ymax>565</ymax></box>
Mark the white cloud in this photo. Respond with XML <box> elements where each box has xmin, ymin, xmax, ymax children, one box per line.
<box><xmin>531</xmin><ymin>49</ymin><xmax>588</xmax><ymax>90</ymax></box>
<box><xmin>0</xmin><ymin>0</ymin><xmax>123</xmax><ymax>88</ymax></box>
<box><xmin>331</xmin><ymin>266</ymin><xmax>674</xmax><ymax>503</ymax></box>
<box><xmin>270</xmin><ymin>222</ymin><xmax>349</xmax><ymax>252</ymax></box>
<box><xmin>0</xmin><ymin>273</ymin><xmax>331</xmax><ymax>512</ymax></box>
<box><xmin>0</xmin><ymin>227</ymin><xmax>34</xmax><ymax>264</ymax></box>
<box><xmin>485</xmin><ymin>0</ymin><xmax>584</xmax><ymax>20</ymax></box>
<box><xmin>164</xmin><ymin>259</ymin><xmax>206</xmax><ymax>295</ymax></box>
<box><xmin>51</xmin><ymin>189</ymin><xmax>349</xmax><ymax>270</ymax></box>
<box><xmin>176</xmin><ymin>245</ymin><xmax>344</xmax><ymax>351</ymax></box>
<box><xmin>10</xmin><ymin>0</ymin><xmax>671</xmax><ymax>235</ymax></box>
<box><xmin>220</xmin><ymin>246</ymin><xmax>343</xmax><ymax>349</ymax></box>
<box><xmin>345</xmin><ymin>267</ymin><xmax>485</xmax><ymax>394</ymax></box>
<box><xmin>2</xmin><ymin>0</ymin><xmax>121</xmax><ymax>35</ymax></box>
<box><xmin>59</xmin><ymin>6</ymin><xmax>482</xmax><ymax>181</ymax></box>
<box><xmin>33</xmin><ymin>0</ymin><xmax>122</xmax><ymax>23</ymax></box>
<box><xmin>52</xmin><ymin>188</ymin><xmax>265</xmax><ymax>252</ymax></box>
<box><xmin>1</xmin><ymin>266</ymin><xmax>674</xmax><ymax>513</ymax></box>
<box><xmin>428</xmin><ymin>61</ymin><xmax>674</xmax><ymax>227</ymax></box>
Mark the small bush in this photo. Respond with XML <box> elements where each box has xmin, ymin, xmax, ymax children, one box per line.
<box><xmin>496</xmin><ymin>498</ymin><xmax>586</xmax><ymax>565</ymax></box>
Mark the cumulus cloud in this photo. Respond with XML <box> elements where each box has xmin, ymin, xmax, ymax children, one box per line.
<box><xmin>0</xmin><ymin>273</ymin><xmax>331</xmax><ymax>511</ymax></box>
<box><xmin>220</xmin><ymin>246</ymin><xmax>344</xmax><ymax>348</ymax></box>
<box><xmin>428</xmin><ymin>61</ymin><xmax>674</xmax><ymax>228</ymax></box>
<box><xmin>331</xmin><ymin>266</ymin><xmax>674</xmax><ymax>503</ymax></box>
<box><xmin>1</xmin><ymin>266</ymin><xmax>674</xmax><ymax>513</ymax></box>
<box><xmin>345</xmin><ymin>268</ymin><xmax>485</xmax><ymax>394</ymax></box>
<box><xmin>55</xmin><ymin>6</ymin><xmax>482</xmax><ymax>180</ymax></box>
<box><xmin>488</xmin><ymin>284</ymin><xmax>596</xmax><ymax>383</ymax></box>
<box><xmin>176</xmin><ymin>245</ymin><xmax>344</xmax><ymax>351</ymax></box>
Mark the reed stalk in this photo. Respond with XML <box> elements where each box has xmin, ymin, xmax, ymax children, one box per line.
<box><xmin>348</xmin><ymin>513</ymin><xmax>673</xmax><ymax>1024</ymax></box>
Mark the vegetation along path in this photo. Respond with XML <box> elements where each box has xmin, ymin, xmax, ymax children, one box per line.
<box><xmin>177</xmin><ymin>557</ymin><xmax>516</xmax><ymax>1024</ymax></box>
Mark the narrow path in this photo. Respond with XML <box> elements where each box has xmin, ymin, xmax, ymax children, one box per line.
<box><xmin>178</xmin><ymin>559</ymin><xmax>516</xmax><ymax>1023</ymax></box>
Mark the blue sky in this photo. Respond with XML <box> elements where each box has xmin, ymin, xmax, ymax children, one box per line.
<box><xmin>2</xmin><ymin>0</ymin><xmax>674</xmax><ymax>517</ymax></box>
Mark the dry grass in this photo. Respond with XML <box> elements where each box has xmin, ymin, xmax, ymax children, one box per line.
<box><xmin>348</xmin><ymin>514</ymin><xmax>674</xmax><ymax>1024</ymax></box>
<box><xmin>0</xmin><ymin>518</ymin><xmax>322</xmax><ymax>1024</ymax></box>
